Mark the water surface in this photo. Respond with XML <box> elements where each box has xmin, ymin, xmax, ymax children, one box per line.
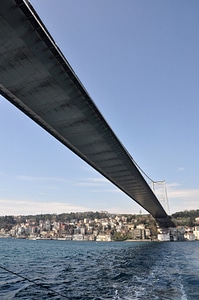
<box><xmin>0</xmin><ymin>239</ymin><xmax>199</xmax><ymax>299</ymax></box>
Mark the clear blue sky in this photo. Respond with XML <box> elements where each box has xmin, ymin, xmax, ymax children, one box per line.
<box><xmin>1</xmin><ymin>0</ymin><xmax>199</xmax><ymax>216</ymax></box>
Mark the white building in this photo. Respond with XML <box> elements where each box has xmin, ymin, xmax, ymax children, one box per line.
<box><xmin>73</xmin><ymin>234</ymin><xmax>84</xmax><ymax>241</ymax></box>
<box><xmin>157</xmin><ymin>233</ymin><xmax>170</xmax><ymax>241</ymax></box>
<box><xmin>193</xmin><ymin>226</ymin><xmax>199</xmax><ymax>240</ymax></box>
<box><xmin>157</xmin><ymin>228</ymin><xmax>170</xmax><ymax>241</ymax></box>
<box><xmin>184</xmin><ymin>231</ymin><xmax>195</xmax><ymax>241</ymax></box>
<box><xmin>96</xmin><ymin>234</ymin><xmax>111</xmax><ymax>242</ymax></box>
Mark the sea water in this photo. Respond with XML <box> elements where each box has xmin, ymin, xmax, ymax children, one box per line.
<box><xmin>0</xmin><ymin>238</ymin><xmax>199</xmax><ymax>299</ymax></box>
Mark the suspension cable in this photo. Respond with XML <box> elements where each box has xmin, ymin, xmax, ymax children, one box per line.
<box><xmin>123</xmin><ymin>144</ymin><xmax>157</xmax><ymax>183</ymax></box>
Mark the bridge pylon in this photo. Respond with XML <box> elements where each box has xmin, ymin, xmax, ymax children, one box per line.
<box><xmin>151</xmin><ymin>180</ymin><xmax>170</xmax><ymax>215</ymax></box>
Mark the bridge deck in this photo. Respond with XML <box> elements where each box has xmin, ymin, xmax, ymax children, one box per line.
<box><xmin>0</xmin><ymin>0</ymin><xmax>171</xmax><ymax>224</ymax></box>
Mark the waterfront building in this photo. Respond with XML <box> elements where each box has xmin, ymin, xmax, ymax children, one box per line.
<box><xmin>193</xmin><ymin>226</ymin><xmax>199</xmax><ymax>240</ymax></box>
<box><xmin>65</xmin><ymin>235</ymin><xmax>73</xmax><ymax>240</ymax></box>
<box><xmin>96</xmin><ymin>234</ymin><xmax>111</xmax><ymax>242</ymax></box>
<box><xmin>128</xmin><ymin>228</ymin><xmax>143</xmax><ymax>240</ymax></box>
<box><xmin>157</xmin><ymin>232</ymin><xmax>170</xmax><ymax>241</ymax></box>
<box><xmin>157</xmin><ymin>228</ymin><xmax>170</xmax><ymax>241</ymax></box>
<box><xmin>73</xmin><ymin>234</ymin><xmax>84</xmax><ymax>241</ymax></box>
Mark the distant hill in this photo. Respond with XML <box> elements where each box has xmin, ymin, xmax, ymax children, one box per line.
<box><xmin>171</xmin><ymin>209</ymin><xmax>199</xmax><ymax>227</ymax></box>
<box><xmin>1</xmin><ymin>210</ymin><xmax>199</xmax><ymax>229</ymax></box>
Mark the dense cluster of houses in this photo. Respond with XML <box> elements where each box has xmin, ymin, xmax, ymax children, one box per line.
<box><xmin>0</xmin><ymin>214</ymin><xmax>152</xmax><ymax>241</ymax></box>
<box><xmin>158</xmin><ymin>220</ymin><xmax>199</xmax><ymax>241</ymax></box>
<box><xmin>1</xmin><ymin>214</ymin><xmax>199</xmax><ymax>242</ymax></box>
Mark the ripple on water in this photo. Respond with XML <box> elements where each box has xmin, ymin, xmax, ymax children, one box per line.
<box><xmin>1</xmin><ymin>240</ymin><xmax>199</xmax><ymax>299</ymax></box>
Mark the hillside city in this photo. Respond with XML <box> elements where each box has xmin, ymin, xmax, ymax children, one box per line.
<box><xmin>1</xmin><ymin>210</ymin><xmax>199</xmax><ymax>242</ymax></box>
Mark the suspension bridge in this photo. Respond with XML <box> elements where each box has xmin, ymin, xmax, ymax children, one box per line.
<box><xmin>0</xmin><ymin>0</ymin><xmax>174</xmax><ymax>227</ymax></box>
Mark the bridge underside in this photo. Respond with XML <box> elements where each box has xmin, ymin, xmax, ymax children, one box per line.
<box><xmin>0</xmin><ymin>0</ymin><xmax>173</xmax><ymax>227</ymax></box>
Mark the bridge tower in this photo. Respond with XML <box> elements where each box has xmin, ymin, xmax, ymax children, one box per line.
<box><xmin>152</xmin><ymin>181</ymin><xmax>170</xmax><ymax>215</ymax></box>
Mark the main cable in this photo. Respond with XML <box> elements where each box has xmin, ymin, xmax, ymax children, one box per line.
<box><xmin>123</xmin><ymin>144</ymin><xmax>156</xmax><ymax>183</ymax></box>
<box><xmin>0</xmin><ymin>264</ymin><xmax>69</xmax><ymax>299</ymax></box>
